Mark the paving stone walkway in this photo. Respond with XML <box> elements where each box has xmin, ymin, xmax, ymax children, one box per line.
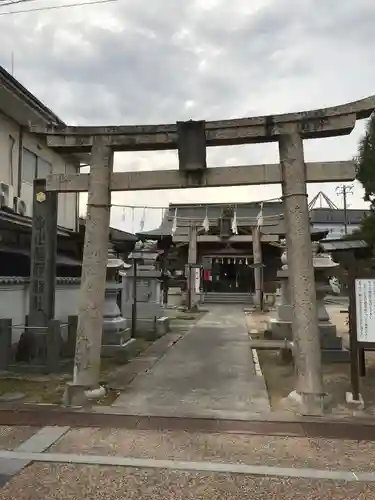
<box><xmin>112</xmin><ymin>305</ymin><xmax>270</xmax><ymax>419</ymax></box>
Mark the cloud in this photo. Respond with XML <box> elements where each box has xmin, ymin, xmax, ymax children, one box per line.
<box><xmin>1</xmin><ymin>0</ymin><xmax>374</xmax><ymax>232</ymax></box>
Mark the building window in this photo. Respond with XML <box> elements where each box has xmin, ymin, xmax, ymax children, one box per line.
<box><xmin>37</xmin><ymin>157</ymin><xmax>52</xmax><ymax>179</ymax></box>
<box><xmin>22</xmin><ymin>148</ymin><xmax>37</xmax><ymax>184</ymax></box>
<box><xmin>22</xmin><ymin>148</ymin><xmax>52</xmax><ymax>183</ymax></box>
<box><xmin>8</xmin><ymin>135</ymin><xmax>15</xmax><ymax>185</ymax></box>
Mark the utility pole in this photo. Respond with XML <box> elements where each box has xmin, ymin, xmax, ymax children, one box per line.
<box><xmin>336</xmin><ymin>185</ymin><xmax>353</xmax><ymax>235</ymax></box>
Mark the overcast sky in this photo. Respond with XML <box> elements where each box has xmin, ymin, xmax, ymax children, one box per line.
<box><xmin>1</xmin><ymin>0</ymin><xmax>374</xmax><ymax>232</ymax></box>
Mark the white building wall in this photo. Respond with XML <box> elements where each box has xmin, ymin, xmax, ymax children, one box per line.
<box><xmin>0</xmin><ymin>112</ymin><xmax>19</xmax><ymax>188</ymax></box>
<box><xmin>0</xmin><ymin>281</ymin><xmax>80</xmax><ymax>343</ymax></box>
<box><xmin>312</xmin><ymin>223</ymin><xmax>359</xmax><ymax>239</ymax></box>
<box><xmin>0</xmin><ymin>111</ymin><xmax>78</xmax><ymax>230</ymax></box>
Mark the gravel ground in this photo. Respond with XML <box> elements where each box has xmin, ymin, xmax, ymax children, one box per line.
<box><xmin>50</xmin><ymin>427</ymin><xmax>375</xmax><ymax>472</ymax></box>
<box><xmin>0</xmin><ymin>463</ymin><xmax>373</xmax><ymax>499</ymax></box>
<box><xmin>0</xmin><ymin>427</ymin><xmax>39</xmax><ymax>451</ymax></box>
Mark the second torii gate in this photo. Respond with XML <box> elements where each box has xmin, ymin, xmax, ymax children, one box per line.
<box><xmin>29</xmin><ymin>96</ymin><xmax>374</xmax><ymax>415</ymax></box>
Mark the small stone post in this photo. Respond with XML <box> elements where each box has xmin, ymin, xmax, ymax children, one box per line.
<box><xmin>187</xmin><ymin>224</ymin><xmax>198</xmax><ymax>310</ymax></box>
<box><xmin>0</xmin><ymin>319</ymin><xmax>11</xmax><ymax>371</ymax></box>
<box><xmin>65</xmin><ymin>136</ymin><xmax>112</xmax><ymax>405</ymax></box>
<box><xmin>252</xmin><ymin>226</ymin><xmax>262</xmax><ymax>308</ymax></box>
<box><xmin>279</xmin><ymin>131</ymin><xmax>325</xmax><ymax>415</ymax></box>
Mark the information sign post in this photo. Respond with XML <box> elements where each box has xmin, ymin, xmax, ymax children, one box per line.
<box><xmin>352</xmin><ymin>278</ymin><xmax>375</xmax><ymax>400</ymax></box>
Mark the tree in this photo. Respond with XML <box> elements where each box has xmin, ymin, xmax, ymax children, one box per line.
<box><xmin>357</xmin><ymin>112</ymin><xmax>375</xmax><ymax>204</ymax></box>
<box><xmin>356</xmin><ymin>113</ymin><xmax>375</xmax><ymax>248</ymax></box>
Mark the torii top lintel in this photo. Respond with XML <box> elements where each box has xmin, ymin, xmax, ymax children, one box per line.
<box><xmin>29</xmin><ymin>95</ymin><xmax>375</xmax><ymax>152</ymax></box>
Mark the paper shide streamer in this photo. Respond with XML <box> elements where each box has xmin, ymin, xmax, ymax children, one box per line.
<box><xmin>231</xmin><ymin>208</ymin><xmax>238</xmax><ymax>235</ymax></box>
<box><xmin>171</xmin><ymin>208</ymin><xmax>177</xmax><ymax>236</ymax></box>
<box><xmin>202</xmin><ymin>208</ymin><xmax>210</xmax><ymax>233</ymax></box>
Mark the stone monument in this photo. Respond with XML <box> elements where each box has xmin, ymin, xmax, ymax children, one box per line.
<box><xmin>121</xmin><ymin>240</ymin><xmax>169</xmax><ymax>339</ymax></box>
<box><xmin>267</xmin><ymin>240</ymin><xmax>349</xmax><ymax>362</ymax></box>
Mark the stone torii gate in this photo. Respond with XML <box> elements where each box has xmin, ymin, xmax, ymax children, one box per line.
<box><xmin>30</xmin><ymin>96</ymin><xmax>374</xmax><ymax>414</ymax></box>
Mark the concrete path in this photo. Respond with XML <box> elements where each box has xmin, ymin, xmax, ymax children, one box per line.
<box><xmin>113</xmin><ymin>306</ymin><xmax>270</xmax><ymax>419</ymax></box>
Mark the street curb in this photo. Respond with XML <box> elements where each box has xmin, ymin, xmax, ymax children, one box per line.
<box><xmin>248</xmin><ymin>330</ymin><xmax>264</xmax><ymax>378</ymax></box>
<box><xmin>251</xmin><ymin>348</ymin><xmax>263</xmax><ymax>377</ymax></box>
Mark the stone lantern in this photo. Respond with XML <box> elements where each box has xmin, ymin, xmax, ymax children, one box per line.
<box><xmin>101</xmin><ymin>243</ymin><xmax>130</xmax><ymax>355</ymax></box>
<box><xmin>267</xmin><ymin>239</ymin><xmax>349</xmax><ymax>362</ymax></box>
<box><xmin>121</xmin><ymin>240</ymin><xmax>169</xmax><ymax>339</ymax></box>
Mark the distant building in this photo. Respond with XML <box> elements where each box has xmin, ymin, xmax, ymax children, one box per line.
<box><xmin>0</xmin><ymin>65</ymin><xmax>137</xmax><ymax>275</ymax></box>
<box><xmin>0</xmin><ymin>65</ymin><xmax>79</xmax><ymax>229</ymax></box>
<box><xmin>310</xmin><ymin>208</ymin><xmax>369</xmax><ymax>239</ymax></box>
<box><xmin>307</xmin><ymin>191</ymin><xmax>368</xmax><ymax>239</ymax></box>
<box><xmin>139</xmin><ymin>201</ymin><xmax>325</xmax><ymax>297</ymax></box>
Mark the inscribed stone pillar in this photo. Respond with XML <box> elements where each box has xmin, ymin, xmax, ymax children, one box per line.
<box><xmin>279</xmin><ymin>131</ymin><xmax>325</xmax><ymax>415</ymax></box>
<box><xmin>252</xmin><ymin>226</ymin><xmax>262</xmax><ymax>307</ymax></box>
<box><xmin>29</xmin><ymin>178</ymin><xmax>58</xmax><ymax>327</ymax></box>
<box><xmin>72</xmin><ymin>136</ymin><xmax>113</xmax><ymax>390</ymax></box>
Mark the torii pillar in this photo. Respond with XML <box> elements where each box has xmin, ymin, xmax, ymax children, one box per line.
<box><xmin>252</xmin><ymin>226</ymin><xmax>263</xmax><ymax>308</ymax></box>
<box><xmin>64</xmin><ymin>136</ymin><xmax>113</xmax><ymax>405</ymax></box>
<box><xmin>187</xmin><ymin>223</ymin><xmax>199</xmax><ymax>311</ymax></box>
<box><xmin>279</xmin><ymin>131</ymin><xmax>325</xmax><ymax>415</ymax></box>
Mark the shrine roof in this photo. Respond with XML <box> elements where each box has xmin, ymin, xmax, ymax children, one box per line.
<box><xmin>78</xmin><ymin>218</ymin><xmax>138</xmax><ymax>242</ymax></box>
<box><xmin>320</xmin><ymin>239</ymin><xmax>368</xmax><ymax>252</ymax></box>
<box><xmin>138</xmin><ymin>201</ymin><xmax>327</xmax><ymax>238</ymax></box>
<box><xmin>138</xmin><ymin>201</ymin><xmax>284</xmax><ymax>238</ymax></box>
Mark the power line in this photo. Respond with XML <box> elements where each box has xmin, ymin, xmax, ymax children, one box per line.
<box><xmin>110</xmin><ymin>197</ymin><xmax>282</xmax><ymax>211</ymax></box>
<box><xmin>0</xmin><ymin>1</ymin><xmax>38</xmax><ymax>8</ymax></box>
<box><xmin>0</xmin><ymin>0</ymin><xmax>117</xmax><ymax>15</ymax></box>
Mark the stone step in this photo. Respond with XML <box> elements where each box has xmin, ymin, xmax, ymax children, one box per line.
<box><xmin>203</xmin><ymin>295</ymin><xmax>252</xmax><ymax>299</ymax></box>
<box><xmin>203</xmin><ymin>293</ymin><xmax>253</xmax><ymax>304</ymax></box>
<box><xmin>249</xmin><ymin>339</ymin><xmax>289</xmax><ymax>350</ymax></box>
<box><xmin>203</xmin><ymin>293</ymin><xmax>251</xmax><ymax>296</ymax></box>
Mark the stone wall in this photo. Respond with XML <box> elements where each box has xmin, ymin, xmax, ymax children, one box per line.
<box><xmin>0</xmin><ymin>277</ymin><xmax>80</xmax><ymax>342</ymax></box>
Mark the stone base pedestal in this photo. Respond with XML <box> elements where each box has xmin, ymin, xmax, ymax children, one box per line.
<box><xmin>281</xmin><ymin>389</ymin><xmax>332</xmax><ymax>416</ymax></box>
<box><xmin>156</xmin><ymin>316</ymin><xmax>170</xmax><ymax>336</ymax></box>
<box><xmin>132</xmin><ymin>316</ymin><xmax>170</xmax><ymax>340</ymax></box>
<box><xmin>266</xmin><ymin>318</ymin><xmax>292</xmax><ymax>340</ymax></box>
<box><xmin>345</xmin><ymin>391</ymin><xmax>365</xmax><ymax>410</ymax></box>
<box><xmin>319</xmin><ymin>323</ymin><xmax>350</xmax><ymax>363</ymax></box>
<box><xmin>267</xmin><ymin>319</ymin><xmax>350</xmax><ymax>362</ymax></box>
<box><xmin>102</xmin><ymin>319</ymin><xmax>129</xmax><ymax>343</ymax></box>
<box><xmin>277</xmin><ymin>304</ymin><xmax>293</xmax><ymax>321</ymax></box>
<box><xmin>102</xmin><ymin>314</ymin><xmax>132</xmax><ymax>360</ymax></box>
<box><xmin>186</xmin><ymin>304</ymin><xmax>199</xmax><ymax>313</ymax></box>
<box><xmin>101</xmin><ymin>337</ymin><xmax>136</xmax><ymax>361</ymax></box>
<box><xmin>63</xmin><ymin>382</ymin><xmax>106</xmax><ymax>407</ymax></box>
<box><xmin>321</xmin><ymin>347</ymin><xmax>350</xmax><ymax>363</ymax></box>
